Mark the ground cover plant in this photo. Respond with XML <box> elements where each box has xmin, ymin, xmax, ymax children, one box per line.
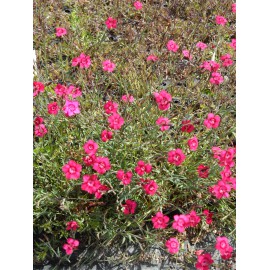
<box><xmin>33</xmin><ymin>0</ymin><xmax>236</xmax><ymax>268</ymax></box>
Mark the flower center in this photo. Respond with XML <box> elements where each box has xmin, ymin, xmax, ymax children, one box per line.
<box><xmin>69</xmin><ymin>167</ymin><xmax>75</xmax><ymax>173</ymax></box>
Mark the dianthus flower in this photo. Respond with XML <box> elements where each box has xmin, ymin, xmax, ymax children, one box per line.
<box><xmin>216</xmin><ymin>15</ymin><xmax>228</xmax><ymax>26</ymax></box>
<box><xmin>47</xmin><ymin>102</ymin><xmax>59</xmax><ymax>115</ymax></box>
<box><xmin>65</xmin><ymin>85</ymin><xmax>82</xmax><ymax>99</ymax></box>
<box><xmin>101</xmin><ymin>130</ymin><xmax>113</xmax><ymax>142</ymax></box>
<box><xmin>153</xmin><ymin>90</ymin><xmax>172</xmax><ymax>111</ymax></box>
<box><xmin>135</xmin><ymin>160</ymin><xmax>152</xmax><ymax>176</ymax></box>
<box><xmin>211</xmin><ymin>180</ymin><xmax>232</xmax><ymax>199</ymax></box>
<box><xmin>146</xmin><ymin>54</ymin><xmax>158</xmax><ymax>62</ymax></box>
<box><xmin>167</xmin><ymin>40</ymin><xmax>179</xmax><ymax>52</ymax></box>
<box><xmin>94</xmin><ymin>184</ymin><xmax>110</xmax><ymax>199</ymax></box>
<box><xmin>34</xmin><ymin>116</ymin><xmax>44</xmax><ymax>126</ymax></box>
<box><xmin>182</xmin><ymin>49</ymin><xmax>192</xmax><ymax>60</ymax></box>
<box><xmin>165</xmin><ymin>238</ymin><xmax>179</xmax><ymax>254</ymax></box>
<box><xmin>156</xmin><ymin>117</ymin><xmax>170</xmax><ymax>131</ymax></box>
<box><xmin>81</xmin><ymin>174</ymin><xmax>101</xmax><ymax>194</ymax></box>
<box><xmin>229</xmin><ymin>39</ymin><xmax>236</xmax><ymax>50</ymax></box>
<box><xmin>108</xmin><ymin>113</ymin><xmax>124</xmax><ymax>130</ymax></box>
<box><xmin>210</xmin><ymin>72</ymin><xmax>223</xmax><ymax>85</ymax></box>
<box><xmin>200</xmin><ymin>61</ymin><xmax>220</xmax><ymax>72</ymax></box>
<box><xmin>181</xmin><ymin>120</ymin><xmax>195</xmax><ymax>133</ymax></box>
<box><xmin>187</xmin><ymin>210</ymin><xmax>201</xmax><ymax>227</ymax></box>
<box><xmin>195</xmin><ymin>253</ymin><xmax>214</xmax><ymax>270</ymax></box>
<box><xmin>116</xmin><ymin>170</ymin><xmax>133</xmax><ymax>185</ymax></box>
<box><xmin>197</xmin><ymin>165</ymin><xmax>210</xmax><ymax>178</ymax></box>
<box><xmin>54</xmin><ymin>84</ymin><xmax>67</xmax><ymax>97</ymax></box>
<box><xmin>83</xmin><ymin>140</ymin><xmax>98</xmax><ymax>155</ymax></box>
<box><xmin>105</xmin><ymin>17</ymin><xmax>117</xmax><ymax>29</ymax></box>
<box><xmin>66</xmin><ymin>221</ymin><xmax>79</xmax><ymax>231</ymax></box>
<box><xmin>142</xmin><ymin>180</ymin><xmax>158</xmax><ymax>195</ymax></box>
<box><xmin>93</xmin><ymin>157</ymin><xmax>111</xmax><ymax>174</ymax></box>
<box><xmin>63</xmin><ymin>238</ymin><xmax>79</xmax><ymax>255</ymax></box>
<box><xmin>232</xmin><ymin>3</ymin><xmax>236</xmax><ymax>13</ymax></box>
<box><xmin>123</xmin><ymin>199</ymin><xmax>137</xmax><ymax>215</ymax></box>
<box><xmin>134</xmin><ymin>1</ymin><xmax>143</xmax><ymax>10</ymax></box>
<box><xmin>56</xmin><ymin>27</ymin><xmax>67</xmax><ymax>37</ymax></box>
<box><xmin>188</xmin><ymin>136</ymin><xmax>198</xmax><ymax>151</ymax></box>
<box><xmin>172</xmin><ymin>214</ymin><xmax>189</xmax><ymax>233</ymax></box>
<box><xmin>168</xmin><ymin>149</ymin><xmax>186</xmax><ymax>166</ymax></box>
<box><xmin>203</xmin><ymin>209</ymin><xmax>213</xmax><ymax>224</ymax></box>
<box><xmin>104</xmin><ymin>101</ymin><xmax>118</xmax><ymax>114</ymax></box>
<box><xmin>204</xmin><ymin>113</ymin><xmax>221</xmax><ymax>128</ymax></box>
<box><xmin>102</xmin><ymin>60</ymin><xmax>116</xmax><ymax>72</ymax></box>
<box><xmin>72</xmin><ymin>53</ymin><xmax>91</xmax><ymax>68</ymax></box>
<box><xmin>196</xmin><ymin>42</ymin><xmax>208</xmax><ymax>51</ymax></box>
<box><xmin>34</xmin><ymin>124</ymin><xmax>47</xmax><ymax>137</ymax></box>
<box><xmin>121</xmin><ymin>94</ymin><xmax>134</xmax><ymax>103</ymax></box>
<box><xmin>218</xmin><ymin>148</ymin><xmax>236</xmax><ymax>167</ymax></box>
<box><xmin>62</xmin><ymin>160</ymin><xmax>82</xmax><ymax>180</ymax></box>
<box><xmin>152</xmin><ymin>212</ymin><xmax>169</xmax><ymax>229</ymax></box>
<box><xmin>33</xmin><ymin>81</ymin><xmax>45</xmax><ymax>97</ymax></box>
<box><xmin>83</xmin><ymin>154</ymin><xmax>96</xmax><ymax>167</ymax></box>
<box><xmin>63</xmin><ymin>100</ymin><xmax>80</xmax><ymax>117</ymax></box>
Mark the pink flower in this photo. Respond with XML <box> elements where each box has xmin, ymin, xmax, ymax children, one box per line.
<box><xmin>34</xmin><ymin>124</ymin><xmax>47</xmax><ymax>137</ymax></box>
<box><xmin>34</xmin><ymin>116</ymin><xmax>44</xmax><ymax>126</ymax></box>
<box><xmin>212</xmin><ymin>146</ymin><xmax>222</xmax><ymax>159</ymax></box>
<box><xmin>66</xmin><ymin>85</ymin><xmax>82</xmax><ymax>99</ymax></box>
<box><xmin>54</xmin><ymin>84</ymin><xmax>67</xmax><ymax>97</ymax></box>
<box><xmin>102</xmin><ymin>59</ymin><xmax>116</xmax><ymax>72</ymax></box>
<box><xmin>33</xmin><ymin>81</ymin><xmax>45</xmax><ymax>97</ymax></box>
<box><xmin>219</xmin><ymin>148</ymin><xmax>236</xmax><ymax>167</ymax></box>
<box><xmin>93</xmin><ymin>157</ymin><xmax>111</xmax><ymax>174</ymax></box>
<box><xmin>220</xmin><ymin>245</ymin><xmax>233</xmax><ymax>260</ymax></box>
<box><xmin>220</xmin><ymin>167</ymin><xmax>232</xmax><ymax>180</ymax></box>
<box><xmin>104</xmin><ymin>101</ymin><xmax>118</xmax><ymax>114</ymax></box>
<box><xmin>123</xmin><ymin>199</ymin><xmax>137</xmax><ymax>215</ymax></box>
<box><xmin>101</xmin><ymin>130</ymin><xmax>113</xmax><ymax>142</ymax></box>
<box><xmin>220</xmin><ymin>54</ymin><xmax>233</xmax><ymax>67</ymax></box>
<box><xmin>81</xmin><ymin>174</ymin><xmax>101</xmax><ymax>194</ymax></box>
<box><xmin>83</xmin><ymin>154</ymin><xmax>96</xmax><ymax>167</ymax></box>
<box><xmin>47</xmin><ymin>102</ymin><xmax>59</xmax><ymax>115</ymax></box>
<box><xmin>210</xmin><ymin>72</ymin><xmax>223</xmax><ymax>85</ymax></box>
<box><xmin>228</xmin><ymin>177</ymin><xmax>236</xmax><ymax>190</ymax></box>
<box><xmin>146</xmin><ymin>55</ymin><xmax>158</xmax><ymax>62</ymax></box>
<box><xmin>63</xmin><ymin>238</ymin><xmax>79</xmax><ymax>255</ymax></box>
<box><xmin>188</xmin><ymin>136</ymin><xmax>198</xmax><ymax>151</ymax></box>
<box><xmin>83</xmin><ymin>140</ymin><xmax>98</xmax><ymax>155</ymax></box>
<box><xmin>197</xmin><ymin>165</ymin><xmax>210</xmax><ymax>178</ymax></box>
<box><xmin>72</xmin><ymin>53</ymin><xmax>91</xmax><ymax>68</ymax></box>
<box><xmin>196</xmin><ymin>42</ymin><xmax>208</xmax><ymax>51</ymax></box>
<box><xmin>121</xmin><ymin>94</ymin><xmax>134</xmax><ymax>103</ymax></box>
<box><xmin>172</xmin><ymin>214</ymin><xmax>189</xmax><ymax>233</ymax></box>
<box><xmin>203</xmin><ymin>113</ymin><xmax>221</xmax><ymax>129</ymax></box>
<box><xmin>66</xmin><ymin>221</ymin><xmax>79</xmax><ymax>231</ymax></box>
<box><xmin>215</xmin><ymin>15</ymin><xmax>228</xmax><ymax>26</ymax></box>
<box><xmin>134</xmin><ymin>1</ymin><xmax>143</xmax><ymax>10</ymax></box>
<box><xmin>200</xmin><ymin>61</ymin><xmax>220</xmax><ymax>72</ymax></box>
<box><xmin>168</xmin><ymin>149</ymin><xmax>186</xmax><ymax>166</ymax></box>
<box><xmin>229</xmin><ymin>39</ymin><xmax>236</xmax><ymax>50</ymax></box>
<box><xmin>108</xmin><ymin>113</ymin><xmax>124</xmax><ymax>130</ymax></box>
<box><xmin>156</xmin><ymin>117</ymin><xmax>170</xmax><ymax>131</ymax></box>
<box><xmin>143</xmin><ymin>180</ymin><xmax>158</xmax><ymax>195</ymax></box>
<box><xmin>62</xmin><ymin>160</ymin><xmax>82</xmax><ymax>180</ymax></box>
<box><xmin>56</xmin><ymin>27</ymin><xmax>67</xmax><ymax>37</ymax></box>
<box><xmin>116</xmin><ymin>170</ymin><xmax>133</xmax><ymax>185</ymax></box>
<box><xmin>167</xmin><ymin>40</ymin><xmax>179</xmax><ymax>52</ymax></box>
<box><xmin>153</xmin><ymin>90</ymin><xmax>172</xmax><ymax>111</ymax></box>
<box><xmin>105</xmin><ymin>17</ymin><xmax>117</xmax><ymax>29</ymax></box>
<box><xmin>181</xmin><ymin>120</ymin><xmax>195</xmax><ymax>133</ymax></box>
<box><xmin>63</xmin><ymin>100</ymin><xmax>80</xmax><ymax>117</ymax></box>
<box><xmin>152</xmin><ymin>212</ymin><xmax>169</xmax><ymax>229</ymax></box>
<box><xmin>94</xmin><ymin>184</ymin><xmax>110</xmax><ymax>199</ymax></box>
<box><xmin>187</xmin><ymin>210</ymin><xmax>201</xmax><ymax>227</ymax></box>
<box><xmin>135</xmin><ymin>160</ymin><xmax>152</xmax><ymax>176</ymax></box>
<box><xmin>182</xmin><ymin>49</ymin><xmax>192</xmax><ymax>60</ymax></box>
<box><xmin>165</xmin><ymin>238</ymin><xmax>179</xmax><ymax>254</ymax></box>
<box><xmin>215</xmin><ymin>236</ymin><xmax>230</xmax><ymax>254</ymax></box>
<box><xmin>232</xmin><ymin>3</ymin><xmax>236</xmax><ymax>13</ymax></box>
<box><xmin>203</xmin><ymin>209</ymin><xmax>213</xmax><ymax>224</ymax></box>
<box><xmin>211</xmin><ymin>180</ymin><xmax>232</xmax><ymax>199</ymax></box>
<box><xmin>195</xmin><ymin>253</ymin><xmax>214</xmax><ymax>270</ymax></box>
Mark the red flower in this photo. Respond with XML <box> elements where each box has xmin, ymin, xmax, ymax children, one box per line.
<box><xmin>186</xmin><ymin>210</ymin><xmax>201</xmax><ymax>227</ymax></box>
<box><xmin>181</xmin><ymin>120</ymin><xmax>195</xmax><ymax>133</ymax></box>
<box><xmin>168</xmin><ymin>149</ymin><xmax>186</xmax><ymax>166</ymax></box>
<box><xmin>203</xmin><ymin>209</ymin><xmax>213</xmax><ymax>224</ymax></box>
<box><xmin>142</xmin><ymin>180</ymin><xmax>158</xmax><ymax>195</ymax></box>
<box><xmin>116</xmin><ymin>170</ymin><xmax>133</xmax><ymax>185</ymax></box>
<box><xmin>66</xmin><ymin>221</ymin><xmax>79</xmax><ymax>231</ymax></box>
<box><xmin>135</xmin><ymin>160</ymin><xmax>152</xmax><ymax>176</ymax></box>
<box><xmin>83</xmin><ymin>154</ymin><xmax>96</xmax><ymax>167</ymax></box>
<box><xmin>34</xmin><ymin>116</ymin><xmax>44</xmax><ymax>126</ymax></box>
<box><xmin>104</xmin><ymin>101</ymin><xmax>118</xmax><ymax>114</ymax></box>
<box><xmin>188</xmin><ymin>136</ymin><xmax>198</xmax><ymax>151</ymax></box>
<box><xmin>195</xmin><ymin>253</ymin><xmax>214</xmax><ymax>270</ymax></box>
<box><xmin>33</xmin><ymin>81</ymin><xmax>45</xmax><ymax>97</ymax></box>
<box><xmin>81</xmin><ymin>174</ymin><xmax>101</xmax><ymax>194</ymax></box>
<box><xmin>153</xmin><ymin>90</ymin><xmax>172</xmax><ymax>111</ymax></box>
<box><xmin>123</xmin><ymin>199</ymin><xmax>137</xmax><ymax>215</ymax></box>
<box><xmin>34</xmin><ymin>124</ymin><xmax>47</xmax><ymax>137</ymax></box>
<box><xmin>105</xmin><ymin>17</ymin><xmax>117</xmax><ymax>29</ymax></box>
<box><xmin>47</xmin><ymin>102</ymin><xmax>59</xmax><ymax>115</ymax></box>
<box><xmin>197</xmin><ymin>165</ymin><xmax>209</xmax><ymax>178</ymax></box>
<box><xmin>101</xmin><ymin>130</ymin><xmax>113</xmax><ymax>142</ymax></box>
<box><xmin>62</xmin><ymin>160</ymin><xmax>82</xmax><ymax>180</ymax></box>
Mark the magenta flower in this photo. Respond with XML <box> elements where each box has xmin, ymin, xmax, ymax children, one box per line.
<box><xmin>165</xmin><ymin>238</ymin><xmax>179</xmax><ymax>254</ymax></box>
<box><xmin>182</xmin><ymin>49</ymin><xmax>192</xmax><ymax>60</ymax></box>
<box><xmin>116</xmin><ymin>170</ymin><xmax>133</xmax><ymax>185</ymax></box>
<box><xmin>34</xmin><ymin>124</ymin><xmax>47</xmax><ymax>137</ymax></box>
<box><xmin>181</xmin><ymin>120</ymin><xmax>195</xmax><ymax>133</ymax></box>
<box><xmin>108</xmin><ymin>113</ymin><xmax>124</xmax><ymax>130</ymax></box>
<box><xmin>63</xmin><ymin>238</ymin><xmax>79</xmax><ymax>255</ymax></box>
<box><xmin>34</xmin><ymin>116</ymin><xmax>44</xmax><ymax>126</ymax></box>
<box><xmin>200</xmin><ymin>61</ymin><xmax>220</xmax><ymax>72</ymax></box>
<box><xmin>220</xmin><ymin>54</ymin><xmax>233</xmax><ymax>67</ymax></box>
<box><xmin>102</xmin><ymin>60</ymin><xmax>116</xmax><ymax>72</ymax></box>
<box><xmin>203</xmin><ymin>113</ymin><xmax>221</xmax><ymax>129</ymax></box>
<box><xmin>47</xmin><ymin>102</ymin><xmax>59</xmax><ymax>115</ymax></box>
<box><xmin>203</xmin><ymin>209</ymin><xmax>213</xmax><ymax>224</ymax></box>
<box><xmin>105</xmin><ymin>17</ymin><xmax>117</xmax><ymax>29</ymax></box>
<box><xmin>54</xmin><ymin>84</ymin><xmax>67</xmax><ymax>97</ymax></box>
<box><xmin>123</xmin><ymin>199</ymin><xmax>137</xmax><ymax>215</ymax></box>
<box><xmin>101</xmin><ymin>130</ymin><xmax>113</xmax><ymax>142</ymax></box>
<box><xmin>156</xmin><ymin>117</ymin><xmax>170</xmax><ymax>131</ymax></box>
<box><xmin>187</xmin><ymin>210</ymin><xmax>201</xmax><ymax>227</ymax></box>
<box><xmin>215</xmin><ymin>15</ymin><xmax>227</xmax><ymax>26</ymax></box>
<box><xmin>146</xmin><ymin>54</ymin><xmax>158</xmax><ymax>62</ymax></box>
<box><xmin>66</xmin><ymin>85</ymin><xmax>82</xmax><ymax>99</ymax></box>
<box><xmin>229</xmin><ymin>39</ymin><xmax>236</xmax><ymax>50</ymax></box>
<box><xmin>66</xmin><ymin>221</ymin><xmax>79</xmax><ymax>231</ymax></box>
<box><xmin>188</xmin><ymin>136</ymin><xmax>198</xmax><ymax>151</ymax></box>
<box><xmin>211</xmin><ymin>180</ymin><xmax>232</xmax><ymax>199</ymax></box>
<box><xmin>195</xmin><ymin>253</ymin><xmax>214</xmax><ymax>270</ymax></box>
<box><xmin>153</xmin><ymin>90</ymin><xmax>172</xmax><ymax>111</ymax></box>
<box><xmin>172</xmin><ymin>214</ymin><xmax>189</xmax><ymax>233</ymax></box>
<box><xmin>232</xmin><ymin>3</ymin><xmax>236</xmax><ymax>13</ymax></box>
<box><xmin>197</xmin><ymin>165</ymin><xmax>210</xmax><ymax>178</ymax></box>
<box><xmin>210</xmin><ymin>72</ymin><xmax>223</xmax><ymax>85</ymax></box>
<box><xmin>62</xmin><ymin>160</ymin><xmax>82</xmax><ymax>180</ymax></box>
<box><xmin>134</xmin><ymin>1</ymin><xmax>143</xmax><ymax>10</ymax></box>
<box><xmin>196</xmin><ymin>42</ymin><xmax>208</xmax><ymax>51</ymax></box>
<box><xmin>104</xmin><ymin>101</ymin><xmax>118</xmax><ymax>114</ymax></box>
<box><xmin>151</xmin><ymin>212</ymin><xmax>169</xmax><ymax>229</ymax></box>
<box><xmin>93</xmin><ymin>157</ymin><xmax>111</xmax><ymax>174</ymax></box>
<box><xmin>167</xmin><ymin>40</ymin><xmax>179</xmax><ymax>52</ymax></box>
<box><xmin>83</xmin><ymin>154</ymin><xmax>96</xmax><ymax>167</ymax></box>
<box><xmin>135</xmin><ymin>160</ymin><xmax>152</xmax><ymax>176</ymax></box>
<box><xmin>72</xmin><ymin>53</ymin><xmax>91</xmax><ymax>68</ymax></box>
<box><xmin>81</xmin><ymin>174</ymin><xmax>101</xmax><ymax>194</ymax></box>
<box><xmin>33</xmin><ymin>81</ymin><xmax>45</xmax><ymax>97</ymax></box>
<box><xmin>56</xmin><ymin>27</ymin><xmax>67</xmax><ymax>37</ymax></box>
<box><xmin>63</xmin><ymin>100</ymin><xmax>80</xmax><ymax>117</ymax></box>
<box><xmin>168</xmin><ymin>149</ymin><xmax>186</xmax><ymax>166</ymax></box>
<box><xmin>142</xmin><ymin>180</ymin><xmax>158</xmax><ymax>195</ymax></box>
<box><xmin>121</xmin><ymin>94</ymin><xmax>134</xmax><ymax>103</ymax></box>
<box><xmin>83</xmin><ymin>140</ymin><xmax>98</xmax><ymax>155</ymax></box>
